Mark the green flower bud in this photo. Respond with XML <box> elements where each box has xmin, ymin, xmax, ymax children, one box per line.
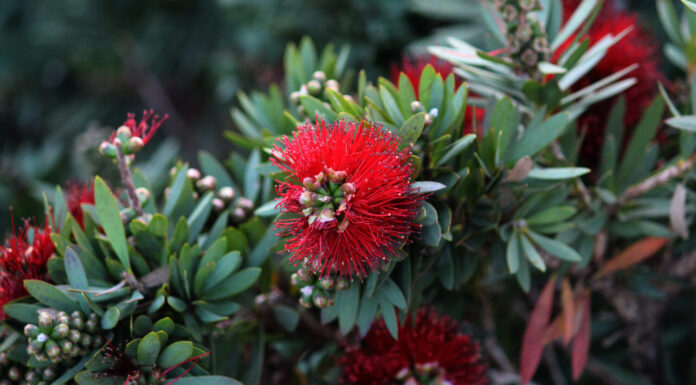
<box><xmin>135</xmin><ymin>187</ymin><xmax>150</xmax><ymax>203</ymax></box>
<box><xmin>8</xmin><ymin>366</ymin><xmax>21</xmax><ymax>381</ymax></box>
<box><xmin>289</xmin><ymin>91</ymin><xmax>302</xmax><ymax>104</ymax></box>
<box><xmin>318</xmin><ymin>277</ymin><xmax>335</xmax><ymax>290</ymax></box>
<box><xmin>80</xmin><ymin>334</ymin><xmax>92</xmax><ymax>347</ymax></box>
<box><xmin>24</xmin><ymin>324</ymin><xmax>40</xmax><ymax>338</ymax></box>
<box><xmin>92</xmin><ymin>335</ymin><xmax>104</xmax><ymax>347</ymax></box>
<box><xmin>50</xmin><ymin>323</ymin><xmax>69</xmax><ymax>339</ymax></box>
<box><xmin>236</xmin><ymin>197</ymin><xmax>255</xmax><ymax>213</ymax></box>
<box><xmin>99</xmin><ymin>141</ymin><xmax>117</xmax><ymax>158</ymax></box>
<box><xmin>45</xmin><ymin>340</ymin><xmax>60</xmax><ymax>360</ymax></box>
<box><xmin>299</xmin><ymin>296</ymin><xmax>312</xmax><ymax>309</ymax></box>
<box><xmin>42</xmin><ymin>367</ymin><xmax>56</xmax><ymax>380</ymax></box>
<box><xmin>116</xmin><ymin>125</ymin><xmax>132</xmax><ymax>139</ymax></box>
<box><xmin>196</xmin><ymin>175</ymin><xmax>217</xmax><ymax>192</ymax></box>
<box><xmin>56</xmin><ymin>312</ymin><xmax>69</xmax><ymax>325</ymax></box>
<box><xmin>186</xmin><ymin>168</ymin><xmax>201</xmax><ymax>181</ymax></box>
<box><xmin>68</xmin><ymin>330</ymin><xmax>81</xmax><ymax>344</ymax></box>
<box><xmin>307</xmin><ymin>80</ymin><xmax>322</xmax><ymax>95</ymax></box>
<box><xmin>85</xmin><ymin>319</ymin><xmax>98</xmax><ymax>333</ymax></box>
<box><xmin>38</xmin><ymin>312</ymin><xmax>53</xmax><ymax>329</ymax></box>
<box><xmin>290</xmin><ymin>272</ymin><xmax>301</xmax><ymax>286</ymax></box>
<box><xmin>335</xmin><ymin>278</ymin><xmax>349</xmax><ymax>291</ymax></box>
<box><xmin>313</xmin><ymin>294</ymin><xmax>329</xmax><ymax>308</ymax></box>
<box><xmin>326</xmin><ymin>79</ymin><xmax>340</xmax><ymax>91</ymax></box>
<box><xmin>312</xmin><ymin>71</ymin><xmax>327</xmax><ymax>83</ymax></box>
<box><xmin>302</xmin><ymin>177</ymin><xmax>316</xmax><ymax>190</ymax></box>
<box><xmin>212</xmin><ymin>198</ymin><xmax>226</xmax><ymax>212</ymax></box>
<box><xmin>60</xmin><ymin>340</ymin><xmax>73</xmax><ymax>355</ymax></box>
<box><xmin>127</xmin><ymin>136</ymin><xmax>144</xmax><ymax>153</ymax></box>
<box><xmin>410</xmin><ymin>101</ymin><xmax>423</xmax><ymax>113</ymax></box>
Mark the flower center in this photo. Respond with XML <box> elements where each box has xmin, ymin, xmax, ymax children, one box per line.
<box><xmin>394</xmin><ymin>362</ymin><xmax>451</xmax><ymax>385</ymax></box>
<box><xmin>299</xmin><ymin>168</ymin><xmax>354</xmax><ymax>232</ymax></box>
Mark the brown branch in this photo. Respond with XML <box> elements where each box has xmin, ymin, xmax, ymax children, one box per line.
<box><xmin>114</xmin><ymin>140</ymin><xmax>144</xmax><ymax>217</ymax></box>
<box><xmin>613</xmin><ymin>153</ymin><xmax>696</xmax><ymax>208</ymax></box>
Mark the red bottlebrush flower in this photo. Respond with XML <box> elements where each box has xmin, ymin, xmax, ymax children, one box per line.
<box><xmin>0</xmin><ymin>221</ymin><xmax>55</xmax><ymax>320</ymax></box>
<box><xmin>66</xmin><ymin>181</ymin><xmax>95</xmax><ymax>229</ymax></box>
<box><xmin>270</xmin><ymin>119</ymin><xmax>423</xmax><ymax>278</ymax></box>
<box><xmin>392</xmin><ymin>55</ymin><xmax>484</xmax><ymax>137</ymax></box>
<box><xmin>558</xmin><ymin>0</ymin><xmax>662</xmax><ymax>162</ymax></box>
<box><xmin>339</xmin><ymin>309</ymin><xmax>488</xmax><ymax>385</ymax></box>
<box><xmin>109</xmin><ymin>109</ymin><xmax>169</xmax><ymax>146</ymax></box>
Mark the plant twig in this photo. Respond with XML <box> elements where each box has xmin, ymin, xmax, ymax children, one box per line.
<box><xmin>613</xmin><ymin>153</ymin><xmax>696</xmax><ymax>208</ymax></box>
<box><xmin>114</xmin><ymin>140</ymin><xmax>144</xmax><ymax>217</ymax></box>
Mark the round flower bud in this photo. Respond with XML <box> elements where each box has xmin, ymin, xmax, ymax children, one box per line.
<box><xmin>299</xmin><ymin>295</ymin><xmax>312</xmax><ymax>308</ymax></box>
<box><xmin>128</xmin><ymin>136</ymin><xmax>144</xmax><ymax>153</ymax></box>
<box><xmin>57</xmin><ymin>312</ymin><xmax>69</xmax><ymax>325</ymax></box>
<box><xmin>290</xmin><ymin>91</ymin><xmax>302</xmax><ymax>104</ymax></box>
<box><xmin>411</xmin><ymin>101</ymin><xmax>423</xmax><ymax>113</ymax></box>
<box><xmin>86</xmin><ymin>319</ymin><xmax>98</xmax><ymax>333</ymax></box>
<box><xmin>45</xmin><ymin>340</ymin><xmax>60</xmax><ymax>360</ymax></box>
<box><xmin>38</xmin><ymin>312</ymin><xmax>53</xmax><ymax>328</ymax></box>
<box><xmin>231</xmin><ymin>207</ymin><xmax>246</xmax><ymax>223</ymax></box>
<box><xmin>92</xmin><ymin>335</ymin><xmax>104</xmax><ymax>347</ymax></box>
<box><xmin>24</xmin><ymin>324</ymin><xmax>40</xmax><ymax>338</ymax></box>
<box><xmin>43</xmin><ymin>367</ymin><xmax>56</xmax><ymax>381</ymax></box>
<box><xmin>341</xmin><ymin>182</ymin><xmax>355</xmax><ymax>196</ymax></box>
<box><xmin>307</xmin><ymin>80</ymin><xmax>322</xmax><ymax>95</ymax></box>
<box><xmin>68</xmin><ymin>330</ymin><xmax>81</xmax><ymax>344</ymax></box>
<box><xmin>51</xmin><ymin>323</ymin><xmax>69</xmax><ymax>339</ymax></box>
<box><xmin>80</xmin><ymin>334</ymin><xmax>92</xmax><ymax>347</ymax></box>
<box><xmin>290</xmin><ymin>272</ymin><xmax>301</xmax><ymax>286</ymax></box>
<box><xmin>186</xmin><ymin>168</ymin><xmax>201</xmax><ymax>181</ymax></box>
<box><xmin>212</xmin><ymin>198</ymin><xmax>226</xmax><ymax>212</ymax></box>
<box><xmin>303</xmin><ymin>177</ymin><xmax>316</xmax><ymax>190</ymax></box>
<box><xmin>326</xmin><ymin>79</ymin><xmax>340</xmax><ymax>91</ymax></box>
<box><xmin>8</xmin><ymin>367</ymin><xmax>21</xmax><ymax>381</ymax></box>
<box><xmin>218</xmin><ymin>186</ymin><xmax>235</xmax><ymax>202</ymax></box>
<box><xmin>236</xmin><ymin>197</ymin><xmax>254</xmax><ymax>213</ymax></box>
<box><xmin>99</xmin><ymin>141</ymin><xmax>117</xmax><ymax>157</ymax></box>
<box><xmin>313</xmin><ymin>294</ymin><xmax>329</xmax><ymax>308</ymax></box>
<box><xmin>424</xmin><ymin>113</ymin><xmax>433</xmax><ymax>126</ymax></box>
<box><xmin>116</xmin><ymin>125</ymin><xmax>132</xmax><ymax>138</ymax></box>
<box><xmin>344</xmin><ymin>95</ymin><xmax>355</xmax><ymax>103</ymax></box>
<box><xmin>60</xmin><ymin>340</ymin><xmax>73</xmax><ymax>355</ymax></box>
<box><xmin>300</xmin><ymin>190</ymin><xmax>316</xmax><ymax>206</ymax></box>
<box><xmin>318</xmin><ymin>277</ymin><xmax>335</xmax><ymax>290</ymax></box>
<box><xmin>335</xmin><ymin>278</ymin><xmax>349</xmax><ymax>291</ymax></box>
<box><xmin>312</xmin><ymin>71</ymin><xmax>327</xmax><ymax>82</ymax></box>
<box><xmin>169</xmin><ymin>167</ymin><xmax>178</xmax><ymax>177</ymax></box>
<box><xmin>196</xmin><ymin>175</ymin><xmax>217</xmax><ymax>192</ymax></box>
<box><xmin>135</xmin><ymin>187</ymin><xmax>150</xmax><ymax>203</ymax></box>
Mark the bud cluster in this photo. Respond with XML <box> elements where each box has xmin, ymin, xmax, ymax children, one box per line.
<box><xmin>493</xmin><ymin>0</ymin><xmax>549</xmax><ymax>77</ymax></box>
<box><xmin>394</xmin><ymin>362</ymin><xmax>450</xmax><ymax>385</ymax></box>
<box><xmin>289</xmin><ymin>71</ymin><xmax>351</xmax><ymax>118</ymax></box>
<box><xmin>0</xmin><ymin>352</ymin><xmax>58</xmax><ymax>385</ymax></box>
<box><xmin>99</xmin><ymin>125</ymin><xmax>145</xmax><ymax>158</ymax></box>
<box><xmin>291</xmin><ymin>265</ymin><xmax>349</xmax><ymax>309</ymax></box>
<box><xmin>410</xmin><ymin>101</ymin><xmax>439</xmax><ymax>126</ymax></box>
<box><xmin>299</xmin><ymin>167</ymin><xmax>353</xmax><ymax>231</ymax></box>
<box><xmin>166</xmin><ymin>168</ymin><xmax>255</xmax><ymax>224</ymax></box>
<box><xmin>25</xmin><ymin>311</ymin><xmax>102</xmax><ymax>364</ymax></box>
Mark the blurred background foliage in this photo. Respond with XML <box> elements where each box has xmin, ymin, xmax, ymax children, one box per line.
<box><xmin>0</xmin><ymin>0</ymin><xmax>667</xmax><ymax>235</ymax></box>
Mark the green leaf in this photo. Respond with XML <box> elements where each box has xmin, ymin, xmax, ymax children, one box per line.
<box><xmin>411</xmin><ymin>181</ymin><xmax>447</xmax><ymax>194</ymax></box>
<box><xmin>507</xmin><ymin>113</ymin><xmax>569</xmax><ymax>163</ymax></box>
<box><xmin>101</xmin><ymin>306</ymin><xmax>120</xmax><ymax>330</ymax></box>
<box><xmin>24</xmin><ymin>280</ymin><xmax>80</xmax><ymax>312</ymax></box>
<box><xmin>551</xmin><ymin>0</ymin><xmax>599</xmax><ymax>50</ymax></box>
<box><xmin>202</xmin><ymin>253</ymin><xmax>243</xmax><ymax>292</ymax></box>
<box><xmin>436</xmin><ymin>134</ymin><xmax>476</xmax><ymax>166</ymax></box>
<box><xmin>300</xmin><ymin>94</ymin><xmax>338</xmax><ymax>122</ymax></box>
<box><xmin>526</xmin><ymin>230</ymin><xmax>582</xmax><ymax>262</ymax></box>
<box><xmin>245</xmin><ymin>149</ymin><xmax>261</xmax><ymax>203</ymax></box>
<box><xmin>152</xmin><ymin>317</ymin><xmax>176</xmax><ymax>335</ymax></box>
<box><xmin>396</xmin><ymin>112</ymin><xmax>426</xmax><ymax>149</ymax></box>
<box><xmin>516</xmin><ymin>259</ymin><xmax>531</xmax><ymax>293</ymax></box>
<box><xmin>520</xmin><ymin>233</ymin><xmax>547</xmax><ymax>272</ymax></box>
<box><xmin>199</xmin><ymin>151</ymin><xmax>237</xmax><ymax>190</ymax></box>
<box><xmin>527</xmin><ymin>167</ymin><xmax>590</xmax><ymax>180</ymax></box>
<box><xmin>137</xmin><ymin>332</ymin><xmax>161</xmax><ymax>366</ymax></box>
<box><xmin>157</xmin><ymin>341</ymin><xmax>193</xmax><ymax>369</ymax></box>
<box><xmin>666</xmin><ymin>115</ymin><xmax>696</xmax><ymax>131</ymax></box>
<box><xmin>203</xmin><ymin>267</ymin><xmax>261</xmax><ymax>301</ymax></box>
<box><xmin>506</xmin><ymin>231</ymin><xmax>521</xmax><ymax>274</ymax></box>
<box><xmin>337</xmin><ymin>283</ymin><xmax>360</xmax><ymax>334</ymax></box>
<box><xmin>254</xmin><ymin>200</ymin><xmax>281</xmax><ymax>217</ymax></box>
<box><xmin>272</xmin><ymin>305</ymin><xmax>300</xmax><ymax>332</ymax></box>
<box><xmin>94</xmin><ymin>177</ymin><xmax>130</xmax><ymax>272</ymax></box>
<box><xmin>357</xmin><ymin>295</ymin><xmax>379</xmax><ymax>337</ymax></box>
<box><xmin>64</xmin><ymin>247</ymin><xmax>88</xmax><ymax>290</ymax></box>
<box><xmin>187</xmin><ymin>192</ymin><xmax>214</xmax><ymax>243</ymax></box>
<box><xmin>3</xmin><ymin>303</ymin><xmax>41</xmax><ymax>324</ymax></box>
<box><xmin>379</xmin><ymin>297</ymin><xmax>398</xmax><ymax>339</ymax></box>
<box><xmin>378</xmin><ymin>279</ymin><xmax>407</xmax><ymax>310</ymax></box>
<box><xmin>527</xmin><ymin>206</ymin><xmax>577</xmax><ymax>225</ymax></box>
<box><xmin>617</xmin><ymin>96</ymin><xmax>664</xmax><ymax>188</ymax></box>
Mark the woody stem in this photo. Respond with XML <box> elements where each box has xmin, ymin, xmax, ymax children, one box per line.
<box><xmin>114</xmin><ymin>141</ymin><xmax>144</xmax><ymax>217</ymax></box>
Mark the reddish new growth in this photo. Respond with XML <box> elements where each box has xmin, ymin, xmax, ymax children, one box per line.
<box><xmin>340</xmin><ymin>309</ymin><xmax>488</xmax><ymax>385</ymax></box>
<box><xmin>392</xmin><ymin>55</ymin><xmax>485</xmax><ymax>137</ymax></box>
<box><xmin>558</xmin><ymin>0</ymin><xmax>662</xmax><ymax>162</ymax></box>
<box><xmin>109</xmin><ymin>109</ymin><xmax>169</xmax><ymax>145</ymax></box>
<box><xmin>66</xmin><ymin>181</ymin><xmax>95</xmax><ymax>229</ymax></box>
<box><xmin>0</xmin><ymin>221</ymin><xmax>55</xmax><ymax>319</ymax></box>
<box><xmin>270</xmin><ymin>119</ymin><xmax>423</xmax><ymax>278</ymax></box>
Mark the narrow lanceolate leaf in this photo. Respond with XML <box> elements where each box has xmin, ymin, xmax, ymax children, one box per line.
<box><xmin>594</xmin><ymin>237</ymin><xmax>668</xmax><ymax>278</ymax></box>
<box><xmin>411</xmin><ymin>181</ymin><xmax>447</xmax><ymax>194</ymax></box>
<box><xmin>670</xmin><ymin>184</ymin><xmax>689</xmax><ymax>239</ymax></box>
<box><xmin>561</xmin><ymin>278</ymin><xmax>575</xmax><ymax>346</ymax></box>
<box><xmin>526</xmin><ymin>167</ymin><xmax>590</xmax><ymax>180</ymax></box>
<box><xmin>665</xmin><ymin>115</ymin><xmax>696</xmax><ymax>131</ymax></box>
<box><xmin>572</xmin><ymin>292</ymin><xmax>591</xmax><ymax>381</ymax></box>
<box><xmin>94</xmin><ymin>177</ymin><xmax>130</xmax><ymax>271</ymax></box>
<box><xmin>520</xmin><ymin>277</ymin><xmax>556</xmax><ymax>385</ymax></box>
<box><xmin>505</xmin><ymin>156</ymin><xmax>533</xmax><ymax>182</ymax></box>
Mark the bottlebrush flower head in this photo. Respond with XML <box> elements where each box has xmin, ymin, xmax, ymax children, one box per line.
<box><xmin>66</xmin><ymin>181</ymin><xmax>95</xmax><ymax>229</ymax></box>
<box><xmin>0</xmin><ymin>220</ymin><xmax>55</xmax><ymax>320</ymax></box>
<box><xmin>270</xmin><ymin>118</ymin><xmax>423</xmax><ymax>279</ymax></box>
<box><xmin>391</xmin><ymin>55</ymin><xmax>484</xmax><ymax>137</ymax></box>
<box><xmin>339</xmin><ymin>309</ymin><xmax>488</xmax><ymax>385</ymax></box>
<box><xmin>100</xmin><ymin>109</ymin><xmax>169</xmax><ymax>157</ymax></box>
<box><xmin>558</xmin><ymin>0</ymin><xmax>662</xmax><ymax>161</ymax></box>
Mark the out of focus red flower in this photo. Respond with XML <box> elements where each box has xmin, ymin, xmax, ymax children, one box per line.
<box><xmin>340</xmin><ymin>309</ymin><xmax>488</xmax><ymax>385</ymax></box>
<box><xmin>270</xmin><ymin>119</ymin><xmax>423</xmax><ymax>279</ymax></box>
<box><xmin>559</xmin><ymin>0</ymin><xmax>662</xmax><ymax>162</ymax></box>
<box><xmin>66</xmin><ymin>181</ymin><xmax>95</xmax><ymax>229</ymax></box>
<box><xmin>391</xmin><ymin>56</ymin><xmax>485</xmax><ymax>137</ymax></box>
<box><xmin>0</xmin><ymin>221</ymin><xmax>55</xmax><ymax>320</ymax></box>
<box><xmin>109</xmin><ymin>109</ymin><xmax>169</xmax><ymax>146</ymax></box>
